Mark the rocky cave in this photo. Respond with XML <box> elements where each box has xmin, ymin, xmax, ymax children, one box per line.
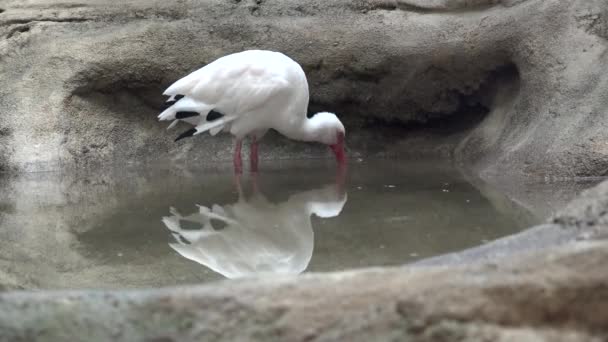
<box><xmin>1</xmin><ymin>0</ymin><xmax>608</xmax><ymax>340</ymax></box>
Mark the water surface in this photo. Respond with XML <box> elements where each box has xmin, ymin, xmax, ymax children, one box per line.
<box><xmin>0</xmin><ymin>159</ymin><xmax>590</xmax><ymax>290</ymax></box>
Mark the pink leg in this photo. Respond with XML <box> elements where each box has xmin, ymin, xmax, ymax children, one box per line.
<box><xmin>250</xmin><ymin>136</ymin><xmax>259</xmax><ymax>173</ymax></box>
<box><xmin>233</xmin><ymin>139</ymin><xmax>243</xmax><ymax>174</ymax></box>
<box><xmin>336</xmin><ymin>162</ymin><xmax>347</xmax><ymax>196</ymax></box>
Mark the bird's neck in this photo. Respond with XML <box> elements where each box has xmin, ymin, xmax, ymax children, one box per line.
<box><xmin>283</xmin><ymin>115</ymin><xmax>321</xmax><ymax>143</ymax></box>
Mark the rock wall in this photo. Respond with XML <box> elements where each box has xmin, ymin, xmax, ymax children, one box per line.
<box><xmin>0</xmin><ymin>0</ymin><xmax>607</xmax><ymax>176</ymax></box>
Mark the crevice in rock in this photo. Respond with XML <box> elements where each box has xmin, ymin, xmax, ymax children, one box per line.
<box><xmin>363</xmin><ymin>0</ymin><xmax>526</xmax><ymax>13</ymax></box>
<box><xmin>0</xmin><ymin>127</ymin><xmax>12</xmax><ymax>173</ymax></box>
<box><xmin>0</xmin><ymin>17</ymin><xmax>91</xmax><ymax>27</ymax></box>
<box><xmin>355</xmin><ymin>63</ymin><xmax>520</xmax><ymax>137</ymax></box>
<box><xmin>6</xmin><ymin>25</ymin><xmax>30</xmax><ymax>39</ymax></box>
<box><xmin>332</xmin><ymin>65</ymin><xmax>391</xmax><ymax>84</ymax></box>
<box><xmin>68</xmin><ymin>62</ymin><xmax>169</xmax><ymax>112</ymax></box>
<box><xmin>62</xmin><ymin>58</ymin><xmax>521</xmax><ymax>163</ymax></box>
<box><xmin>576</xmin><ymin>11</ymin><xmax>608</xmax><ymax>40</ymax></box>
<box><xmin>360</xmin><ymin>98</ymin><xmax>489</xmax><ymax>135</ymax></box>
<box><xmin>62</xmin><ymin>67</ymin><xmax>171</xmax><ymax>164</ymax></box>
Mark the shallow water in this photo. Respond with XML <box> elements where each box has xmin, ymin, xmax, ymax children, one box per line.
<box><xmin>0</xmin><ymin>159</ymin><xmax>595</xmax><ymax>290</ymax></box>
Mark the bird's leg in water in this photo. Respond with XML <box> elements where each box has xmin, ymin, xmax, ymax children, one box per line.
<box><xmin>251</xmin><ymin>171</ymin><xmax>259</xmax><ymax>194</ymax></box>
<box><xmin>336</xmin><ymin>162</ymin><xmax>347</xmax><ymax>196</ymax></box>
<box><xmin>250</xmin><ymin>136</ymin><xmax>259</xmax><ymax>173</ymax></box>
<box><xmin>234</xmin><ymin>139</ymin><xmax>243</xmax><ymax>174</ymax></box>
<box><xmin>234</xmin><ymin>172</ymin><xmax>244</xmax><ymax>199</ymax></box>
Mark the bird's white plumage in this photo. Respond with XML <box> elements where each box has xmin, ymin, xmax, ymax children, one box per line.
<box><xmin>159</xmin><ymin>50</ymin><xmax>310</xmax><ymax>139</ymax></box>
<box><xmin>166</xmin><ymin>55</ymin><xmax>291</xmax><ymax>113</ymax></box>
<box><xmin>158</xmin><ymin>50</ymin><xmax>347</xmax><ymax>170</ymax></box>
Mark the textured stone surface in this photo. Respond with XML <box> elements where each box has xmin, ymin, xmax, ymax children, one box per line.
<box><xmin>1</xmin><ymin>1</ymin><xmax>608</xmax><ymax>339</ymax></box>
<box><xmin>0</xmin><ymin>0</ymin><xmax>607</xmax><ymax>177</ymax></box>
<box><xmin>0</xmin><ymin>235</ymin><xmax>607</xmax><ymax>341</ymax></box>
<box><xmin>0</xmin><ymin>178</ymin><xmax>607</xmax><ymax>341</ymax></box>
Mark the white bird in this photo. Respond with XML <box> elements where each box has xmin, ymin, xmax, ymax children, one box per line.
<box><xmin>162</xmin><ymin>178</ymin><xmax>347</xmax><ymax>279</ymax></box>
<box><xmin>158</xmin><ymin>50</ymin><xmax>346</xmax><ymax>173</ymax></box>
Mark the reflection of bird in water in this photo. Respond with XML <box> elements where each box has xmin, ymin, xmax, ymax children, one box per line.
<box><xmin>162</xmin><ymin>176</ymin><xmax>347</xmax><ymax>279</ymax></box>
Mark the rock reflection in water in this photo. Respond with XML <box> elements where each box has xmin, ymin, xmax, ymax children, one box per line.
<box><xmin>162</xmin><ymin>175</ymin><xmax>347</xmax><ymax>278</ymax></box>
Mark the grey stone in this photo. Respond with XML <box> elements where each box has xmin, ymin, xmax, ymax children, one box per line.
<box><xmin>1</xmin><ymin>0</ymin><xmax>608</xmax><ymax>340</ymax></box>
<box><xmin>0</xmin><ymin>0</ymin><xmax>606</xmax><ymax>177</ymax></box>
<box><xmin>0</xmin><ymin>236</ymin><xmax>607</xmax><ymax>341</ymax></box>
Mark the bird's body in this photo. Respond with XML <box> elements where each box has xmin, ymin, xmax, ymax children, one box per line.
<box><xmin>158</xmin><ymin>50</ymin><xmax>346</xmax><ymax>172</ymax></box>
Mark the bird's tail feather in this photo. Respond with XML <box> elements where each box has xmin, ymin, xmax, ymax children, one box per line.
<box><xmin>174</xmin><ymin>116</ymin><xmax>237</xmax><ymax>141</ymax></box>
<box><xmin>194</xmin><ymin>116</ymin><xmax>237</xmax><ymax>136</ymax></box>
<box><xmin>167</xmin><ymin>120</ymin><xmax>179</xmax><ymax>130</ymax></box>
<box><xmin>158</xmin><ymin>97</ymin><xmax>211</xmax><ymax>121</ymax></box>
<box><xmin>159</xmin><ymin>94</ymin><xmax>237</xmax><ymax>140</ymax></box>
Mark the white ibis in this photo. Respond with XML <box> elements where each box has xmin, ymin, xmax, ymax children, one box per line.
<box><xmin>158</xmin><ymin>50</ymin><xmax>346</xmax><ymax>173</ymax></box>
<box><xmin>162</xmin><ymin>177</ymin><xmax>347</xmax><ymax>278</ymax></box>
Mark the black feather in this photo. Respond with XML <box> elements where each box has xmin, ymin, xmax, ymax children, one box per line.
<box><xmin>175</xmin><ymin>128</ymin><xmax>197</xmax><ymax>142</ymax></box>
<box><xmin>176</xmin><ymin>111</ymin><xmax>200</xmax><ymax>119</ymax></box>
<box><xmin>207</xmin><ymin>110</ymin><xmax>224</xmax><ymax>121</ymax></box>
<box><xmin>162</xmin><ymin>94</ymin><xmax>186</xmax><ymax>110</ymax></box>
<box><xmin>162</xmin><ymin>100</ymin><xmax>176</xmax><ymax>110</ymax></box>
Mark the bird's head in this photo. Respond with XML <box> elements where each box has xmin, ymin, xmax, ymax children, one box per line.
<box><xmin>310</xmin><ymin>112</ymin><xmax>346</xmax><ymax>165</ymax></box>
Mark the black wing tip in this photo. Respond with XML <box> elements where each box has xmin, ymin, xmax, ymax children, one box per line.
<box><xmin>207</xmin><ymin>110</ymin><xmax>224</xmax><ymax>121</ymax></box>
<box><xmin>162</xmin><ymin>94</ymin><xmax>186</xmax><ymax>110</ymax></box>
<box><xmin>175</xmin><ymin>111</ymin><xmax>200</xmax><ymax>119</ymax></box>
<box><xmin>175</xmin><ymin>128</ymin><xmax>197</xmax><ymax>142</ymax></box>
<box><xmin>162</xmin><ymin>100</ymin><xmax>176</xmax><ymax>110</ymax></box>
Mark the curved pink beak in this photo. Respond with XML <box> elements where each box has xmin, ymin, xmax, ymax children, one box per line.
<box><xmin>330</xmin><ymin>132</ymin><xmax>346</xmax><ymax>166</ymax></box>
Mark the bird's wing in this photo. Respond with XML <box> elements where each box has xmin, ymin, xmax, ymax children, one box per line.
<box><xmin>165</xmin><ymin>54</ymin><xmax>291</xmax><ymax>115</ymax></box>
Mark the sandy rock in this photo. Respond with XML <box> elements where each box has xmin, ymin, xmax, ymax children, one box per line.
<box><xmin>0</xmin><ymin>0</ymin><xmax>606</xmax><ymax>177</ymax></box>
<box><xmin>0</xmin><ymin>238</ymin><xmax>606</xmax><ymax>341</ymax></box>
